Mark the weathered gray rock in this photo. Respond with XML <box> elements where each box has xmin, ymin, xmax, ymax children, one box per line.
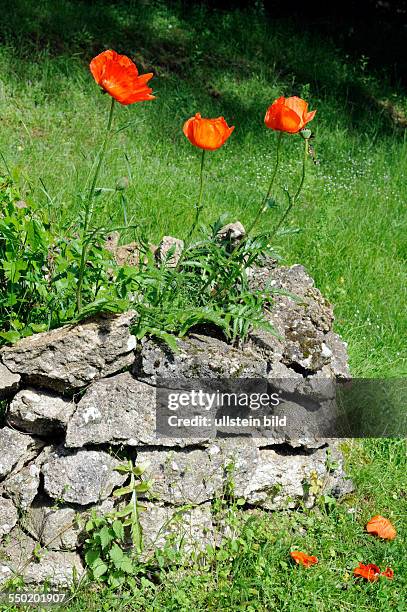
<box><xmin>323</xmin><ymin>331</ymin><xmax>350</xmax><ymax>378</ymax></box>
<box><xmin>66</xmin><ymin>373</ymin><xmax>155</xmax><ymax>448</ymax></box>
<box><xmin>0</xmin><ymin>363</ymin><xmax>20</xmax><ymax>399</ymax></box>
<box><xmin>211</xmin><ymin>438</ymin><xmax>346</xmax><ymax>510</ymax></box>
<box><xmin>2</xmin><ymin>463</ymin><xmax>40</xmax><ymax>511</ymax></box>
<box><xmin>0</xmin><ymin>427</ymin><xmax>43</xmax><ymax>480</ymax></box>
<box><xmin>140</xmin><ymin>334</ymin><xmax>267</xmax><ymax>380</ymax></box>
<box><xmin>140</xmin><ymin>502</ymin><xmax>214</xmax><ymax>559</ymax></box>
<box><xmin>137</xmin><ymin>448</ymin><xmax>223</xmax><ymax>506</ymax></box>
<box><xmin>0</xmin><ymin>311</ymin><xmax>137</xmax><ymax>392</ymax></box>
<box><xmin>42</xmin><ymin>449</ymin><xmax>127</xmax><ymax>506</ymax></box>
<box><xmin>248</xmin><ymin>264</ymin><xmax>348</xmax><ymax>377</ymax></box>
<box><xmin>24</xmin><ymin>499</ymin><xmax>80</xmax><ymax>551</ymax></box>
<box><xmin>138</xmin><ymin>439</ymin><xmax>350</xmax><ymax>510</ymax></box>
<box><xmin>0</xmin><ymin>527</ymin><xmax>36</xmax><ymax>582</ymax></box>
<box><xmin>21</xmin><ymin>550</ymin><xmax>84</xmax><ymax>587</ymax></box>
<box><xmin>0</xmin><ymin>525</ymin><xmax>85</xmax><ymax>586</ymax></box>
<box><xmin>0</xmin><ymin>496</ymin><xmax>18</xmax><ymax>537</ymax></box>
<box><xmin>156</xmin><ymin>236</ymin><xmax>184</xmax><ymax>267</ymax></box>
<box><xmin>8</xmin><ymin>388</ymin><xmax>75</xmax><ymax>435</ymax></box>
<box><xmin>66</xmin><ymin>372</ymin><xmax>202</xmax><ymax>448</ymax></box>
<box><xmin>217</xmin><ymin>221</ymin><xmax>246</xmax><ymax>245</ymax></box>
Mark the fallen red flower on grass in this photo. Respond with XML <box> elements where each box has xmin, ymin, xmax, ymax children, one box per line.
<box><xmin>290</xmin><ymin>551</ymin><xmax>318</xmax><ymax>567</ymax></box>
<box><xmin>90</xmin><ymin>50</ymin><xmax>155</xmax><ymax>105</ymax></box>
<box><xmin>183</xmin><ymin>113</ymin><xmax>234</xmax><ymax>150</ymax></box>
<box><xmin>366</xmin><ymin>515</ymin><xmax>397</xmax><ymax>540</ymax></box>
<box><xmin>353</xmin><ymin>562</ymin><xmax>394</xmax><ymax>582</ymax></box>
<box><xmin>353</xmin><ymin>563</ymin><xmax>381</xmax><ymax>582</ymax></box>
<box><xmin>264</xmin><ymin>96</ymin><xmax>316</xmax><ymax>134</ymax></box>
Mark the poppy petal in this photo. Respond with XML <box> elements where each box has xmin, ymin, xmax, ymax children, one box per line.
<box><xmin>285</xmin><ymin>96</ymin><xmax>308</xmax><ymax>118</ymax></box>
<box><xmin>381</xmin><ymin>567</ymin><xmax>394</xmax><ymax>580</ymax></box>
<box><xmin>366</xmin><ymin>515</ymin><xmax>397</xmax><ymax>540</ymax></box>
<box><xmin>353</xmin><ymin>563</ymin><xmax>381</xmax><ymax>582</ymax></box>
<box><xmin>290</xmin><ymin>551</ymin><xmax>318</xmax><ymax>567</ymax></box>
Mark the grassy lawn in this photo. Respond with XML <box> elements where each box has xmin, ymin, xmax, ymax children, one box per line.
<box><xmin>0</xmin><ymin>1</ymin><xmax>405</xmax><ymax>610</ymax></box>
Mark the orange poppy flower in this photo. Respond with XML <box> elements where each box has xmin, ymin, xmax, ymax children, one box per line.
<box><xmin>183</xmin><ymin>113</ymin><xmax>235</xmax><ymax>150</ymax></box>
<box><xmin>264</xmin><ymin>96</ymin><xmax>316</xmax><ymax>134</ymax></box>
<box><xmin>366</xmin><ymin>515</ymin><xmax>396</xmax><ymax>540</ymax></box>
<box><xmin>353</xmin><ymin>562</ymin><xmax>381</xmax><ymax>582</ymax></box>
<box><xmin>381</xmin><ymin>567</ymin><xmax>394</xmax><ymax>580</ymax></box>
<box><xmin>290</xmin><ymin>551</ymin><xmax>318</xmax><ymax>567</ymax></box>
<box><xmin>90</xmin><ymin>50</ymin><xmax>155</xmax><ymax>105</ymax></box>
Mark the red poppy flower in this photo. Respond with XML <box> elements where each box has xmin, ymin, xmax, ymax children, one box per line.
<box><xmin>265</xmin><ymin>96</ymin><xmax>316</xmax><ymax>134</ymax></box>
<box><xmin>381</xmin><ymin>567</ymin><xmax>394</xmax><ymax>580</ymax></box>
<box><xmin>90</xmin><ymin>50</ymin><xmax>155</xmax><ymax>105</ymax></box>
<box><xmin>290</xmin><ymin>551</ymin><xmax>318</xmax><ymax>568</ymax></box>
<box><xmin>353</xmin><ymin>563</ymin><xmax>381</xmax><ymax>582</ymax></box>
<box><xmin>366</xmin><ymin>515</ymin><xmax>397</xmax><ymax>540</ymax></box>
<box><xmin>183</xmin><ymin>113</ymin><xmax>234</xmax><ymax>150</ymax></box>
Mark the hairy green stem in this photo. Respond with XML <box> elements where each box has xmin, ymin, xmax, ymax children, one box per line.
<box><xmin>76</xmin><ymin>97</ymin><xmax>115</xmax><ymax>313</ymax></box>
<box><xmin>271</xmin><ymin>136</ymin><xmax>308</xmax><ymax>238</ymax></box>
<box><xmin>190</xmin><ymin>148</ymin><xmax>206</xmax><ymax>236</ymax></box>
<box><xmin>247</xmin><ymin>131</ymin><xmax>282</xmax><ymax>236</ymax></box>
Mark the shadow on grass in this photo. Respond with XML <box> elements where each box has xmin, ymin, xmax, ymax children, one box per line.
<box><xmin>0</xmin><ymin>0</ymin><xmax>405</xmax><ymax>141</ymax></box>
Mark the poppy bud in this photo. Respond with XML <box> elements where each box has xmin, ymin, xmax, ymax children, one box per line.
<box><xmin>183</xmin><ymin>113</ymin><xmax>234</xmax><ymax>151</ymax></box>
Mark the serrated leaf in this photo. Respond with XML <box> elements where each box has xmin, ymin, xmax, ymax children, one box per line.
<box><xmin>85</xmin><ymin>548</ymin><xmax>100</xmax><ymax>567</ymax></box>
<box><xmin>99</xmin><ymin>525</ymin><xmax>114</xmax><ymax>549</ymax></box>
<box><xmin>112</xmin><ymin>520</ymin><xmax>125</xmax><ymax>541</ymax></box>
<box><xmin>109</xmin><ymin>543</ymin><xmax>124</xmax><ymax>567</ymax></box>
<box><xmin>92</xmin><ymin>560</ymin><xmax>109</xmax><ymax>579</ymax></box>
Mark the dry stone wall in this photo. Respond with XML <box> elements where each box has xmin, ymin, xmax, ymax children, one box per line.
<box><xmin>0</xmin><ymin>264</ymin><xmax>353</xmax><ymax>587</ymax></box>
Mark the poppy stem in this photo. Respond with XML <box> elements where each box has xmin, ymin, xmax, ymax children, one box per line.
<box><xmin>191</xmin><ymin>149</ymin><xmax>206</xmax><ymax>236</ymax></box>
<box><xmin>271</xmin><ymin>136</ymin><xmax>309</xmax><ymax>238</ymax></box>
<box><xmin>76</xmin><ymin>97</ymin><xmax>116</xmax><ymax>314</ymax></box>
<box><xmin>247</xmin><ymin>131</ymin><xmax>283</xmax><ymax>236</ymax></box>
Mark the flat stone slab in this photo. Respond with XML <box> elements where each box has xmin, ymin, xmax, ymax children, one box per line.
<box><xmin>0</xmin><ymin>427</ymin><xmax>43</xmax><ymax>480</ymax></box>
<box><xmin>0</xmin><ymin>363</ymin><xmax>20</xmax><ymax>399</ymax></box>
<box><xmin>9</xmin><ymin>388</ymin><xmax>76</xmax><ymax>435</ymax></box>
<box><xmin>65</xmin><ymin>372</ymin><xmax>200</xmax><ymax>449</ymax></box>
<box><xmin>0</xmin><ymin>311</ymin><xmax>137</xmax><ymax>392</ymax></box>
<box><xmin>140</xmin><ymin>502</ymin><xmax>214</xmax><ymax>559</ymax></box>
<box><xmin>141</xmin><ymin>333</ymin><xmax>267</xmax><ymax>379</ymax></box>
<box><xmin>2</xmin><ymin>463</ymin><xmax>40</xmax><ymax>511</ymax></box>
<box><xmin>138</xmin><ymin>439</ymin><xmax>351</xmax><ymax>511</ymax></box>
<box><xmin>42</xmin><ymin>449</ymin><xmax>127</xmax><ymax>505</ymax></box>
<box><xmin>1</xmin><ymin>549</ymin><xmax>84</xmax><ymax>587</ymax></box>
<box><xmin>138</xmin><ymin>448</ymin><xmax>224</xmax><ymax>506</ymax></box>
<box><xmin>0</xmin><ymin>495</ymin><xmax>18</xmax><ymax>537</ymax></box>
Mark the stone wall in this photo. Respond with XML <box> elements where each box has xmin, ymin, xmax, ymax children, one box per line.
<box><xmin>0</xmin><ymin>264</ymin><xmax>352</xmax><ymax>587</ymax></box>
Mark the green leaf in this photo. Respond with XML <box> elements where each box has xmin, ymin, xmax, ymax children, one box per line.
<box><xmin>85</xmin><ymin>548</ymin><xmax>100</xmax><ymax>567</ymax></box>
<box><xmin>112</xmin><ymin>520</ymin><xmax>125</xmax><ymax>541</ymax></box>
<box><xmin>99</xmin><ymin>525</ymin><xmax>114</xmax><ymax>549</ymax></box>
<box><xmin>112</xmin><ymin>484</ymin><xmax>134</xmax><ymax>497</ymax></box>
<box><xmin>92</xmin><ymin>560</ymin><xmax>109</xmax><ymax>579</ymax></box>
<box><xmin>0</xmin><ymin>330</ymin><xmax>21</xmax><ymax>343</ymax></box>
<box><xmin>109</xmin><ymin>543</ymin><xmax>124</xmax><ymax>567</ymax></box>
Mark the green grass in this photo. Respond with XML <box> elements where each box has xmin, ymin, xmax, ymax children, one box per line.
<box><xmin>0</xmin><ymin>2</ymin><xmax>406</xmax><ymax>610</ymax></box>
